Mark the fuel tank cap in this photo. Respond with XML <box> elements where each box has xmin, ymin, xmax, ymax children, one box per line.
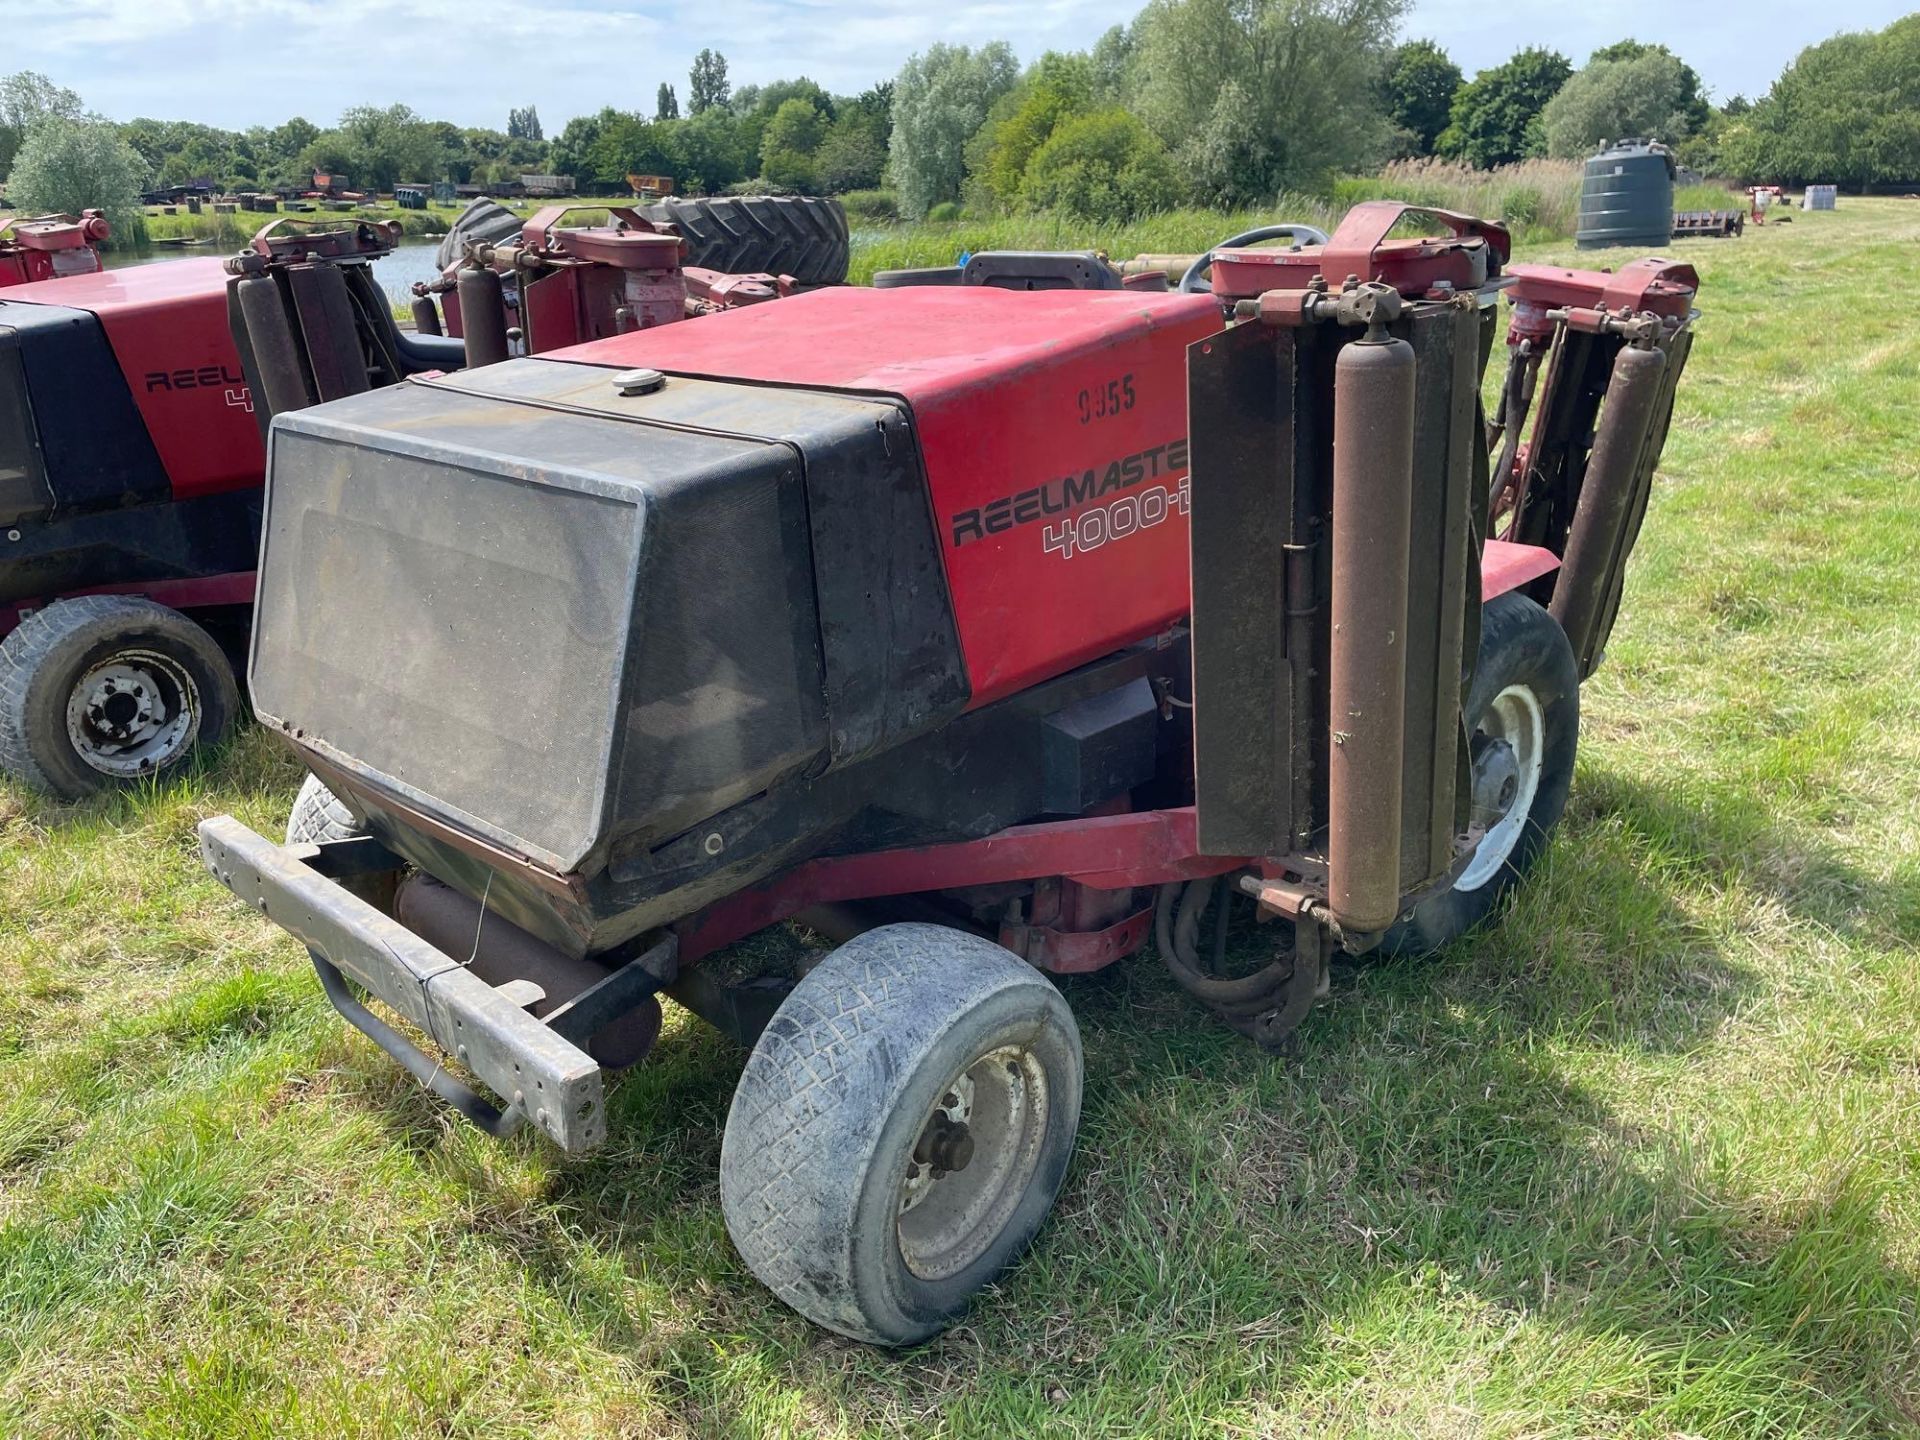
<box><xmin>611</xmin><ymin>367</ymin><xmax>666</xmax><ymax>396</ymax></box>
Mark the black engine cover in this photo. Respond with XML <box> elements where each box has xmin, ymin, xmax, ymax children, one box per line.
<box><xmin>252</xmin><ymin>359</ymin><xmax>968</xmax><ymax>888</ymax></box>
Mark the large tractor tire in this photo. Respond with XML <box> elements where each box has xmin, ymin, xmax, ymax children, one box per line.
<box><xmin>721</xmin><ymin>923</ymin><xmax>1082</xmax><ymax>1346</ymax></box>
<box><xmin>1384</xmin><ymin>592</ymin><xmax>1580</xmax><ymax>955</ymax></box>
<box><xmin>441</xmin><ymin>194</ymin><xmax>851</xmax><ymax>286</ymax></box>
<box><xmin>435</xmin><ymin>197</ymin><xmax>525</xmax><ymax>269</ymax></box>
<box><xmin>640</xmin><ymin>196</ymin><xmax>850</xmax><ymax>285</ymax></box>
<box><xmin>0</xmin><ymin>596</ymin><xmax>239</xmax><ymax>799</ymax></box>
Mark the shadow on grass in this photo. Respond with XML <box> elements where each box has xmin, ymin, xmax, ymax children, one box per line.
<box><xmin>428</xmin><ymin>1008</ymin><xmax>1913</xmax><ymax>1432</ymax></box>
<box><xmin>1570</xmin><ymin>766</ymin><xmax>1912</xmax><ymax>949</ymax></box>
<box><xmin>352</xmin><ymin>768</ymin><xmax>1917</xmax><ymax>1433</ymax></box>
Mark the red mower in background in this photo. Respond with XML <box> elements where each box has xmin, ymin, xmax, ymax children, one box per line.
<box><xmin>194</xmin><ymin>202</ymin><xmax>1703</xmax><ymax>1344</ymax></box>
<box><xmin>0</xmin><ymin>208</ymin><xmax>821</xmax><ymax>797</ymax></box>
<box><xmin>0</xmin><ymin>210</ymin><xmax>109</xmax><ymax>287</ymax></box>
<box><xmin>0</xmin><ymin>249</ymin><xmax>264</xmax><ymax>797</ymax></box>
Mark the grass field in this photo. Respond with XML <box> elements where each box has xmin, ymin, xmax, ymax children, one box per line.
<box><xmin>3</xmin><ymin>198</ymin><xmax>1917</xmax><ymax>1438</ymax></box>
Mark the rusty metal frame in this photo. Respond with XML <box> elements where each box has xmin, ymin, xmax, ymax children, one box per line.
<box><xmin>1496</xmin><ymin>290</ymin><xmax>1699</xmax><ymax>676</ymax></box>
<box><xmin>1188</xmin><ymin>281</ymin><xmax>1491</xmax><ymax>935</ymax></box>
<box><xmin>674</xmin><ymin>807</ymin><xmax>1247</xmax><ymax>967</ymax></box>
<box><xmin>998</xmin><ymin>877</ymin><xmax>1155</xmax><ymax>974</ymax></box>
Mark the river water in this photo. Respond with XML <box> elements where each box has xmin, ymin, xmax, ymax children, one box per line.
<box><xmin>104</xmin><ymin>237</ymin><xmax>446</xmax><ymax>307</ymax></box>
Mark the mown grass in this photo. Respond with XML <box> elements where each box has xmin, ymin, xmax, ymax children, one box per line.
<box><xmin>3</xmin><ymin>200</ymin><xmax>1918</xmax><ymax>1437</ymax></box>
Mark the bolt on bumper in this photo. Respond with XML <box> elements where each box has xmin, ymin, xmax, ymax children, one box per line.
<box><xmin>196</xmin><ymin>815</ymin><xmax>607</xmax><ymax>1152</ymax></box>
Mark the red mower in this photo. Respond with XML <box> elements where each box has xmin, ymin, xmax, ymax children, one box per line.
<box><xmin>0</xmin><ymin>210</ymin><xmax>109</xmax><ymax>287</ymax></box>
<box><xmin>188</xmin><ymin>201</ymin><xmax>1702</xmax><ymax>1344</ymax></box>
<box><xmin>0</xmin><ymin>206</ymin><xmax>822</xmax><ymax>796</ymax></box>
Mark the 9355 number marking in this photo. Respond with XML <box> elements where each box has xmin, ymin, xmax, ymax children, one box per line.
<box><xmin>1077</xmin><ymin>373</ymin><xmax>1136</xmax><ymax>425</ymax></box>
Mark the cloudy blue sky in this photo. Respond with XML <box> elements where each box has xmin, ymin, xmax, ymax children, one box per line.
<box><xmin>4</xmin><ymin>0</ymin><xmax>1910</xmax><ymax>131</ymax></box>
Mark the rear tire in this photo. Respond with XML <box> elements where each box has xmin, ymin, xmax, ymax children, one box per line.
<box><xmin>720</xmin><ymin>923</ymin><xmax>1081</xmax><ymax>1345</ymax></box>
<box><xmin>286</xmin><ymin>773</ymin><xmax>364</xmax><ymax>845</ymax></box>
<box><xmin>0</xmin><ymin>596</ymin><xmax>238</xmax><ymax>799</ymax></box>
<box><xmin>1384</xmin><ymin>592</ymin><xmax>1579</xmax><ymax>954</ymax></box>
<box><xmin>286</xmin><ymin>773</ymin><xmax>393</xmax><ymax>908</ymax></box>
<box><xmin>641</xmin><ymin>196</ymin><xmax>850</xmax><ymax>285</ymax></box>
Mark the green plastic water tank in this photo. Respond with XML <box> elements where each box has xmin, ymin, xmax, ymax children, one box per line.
<box><xmin>1576</xmin><ymin>139</ymin><xmax>1675</xmax><ymax>250</ymax></box>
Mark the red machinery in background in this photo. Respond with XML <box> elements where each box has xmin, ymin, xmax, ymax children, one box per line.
<box><xmin>414</xmin><ymin>204</ymin><xmax>791</xmax><ymax>366</ymax></box>
<box><xmin>0</xmin><ymin>211</ymin><xmax>802</xmax><ymax>797</ymax></box>
<box><xmin>0</xmin><ymin>210</ymin><xmax>109</xmax><ymax>286</ymax></box>
<box><xmin>1489</xmin><ymin>256</ymin><xmax>1700</xmax><ymax>675</ymax></box>
<box><xmin>1746</xmin><ymin>185</ymin><xmax>1786</xmax><ymax>224</ymax></box>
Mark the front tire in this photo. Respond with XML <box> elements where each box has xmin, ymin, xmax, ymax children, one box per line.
<box><xmin>0</xmin><ymin>596</ymin><xmax>239</xmax><ymax>799</ymax></box>
<box><xmin>720</xmin><ymin>923</ymin><xmax>1082</xmax><ymax>1346</ymax></box>
<box><xmin>1386</xmin><ymin>592</ymin><xmax>1579</xmax><ymax>954</ymax></box>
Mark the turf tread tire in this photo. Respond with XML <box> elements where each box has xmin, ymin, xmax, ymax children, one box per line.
<box><xmin>284</xmin><ymin>773</ymin><xmax>395</xmax><ymax>909</ymax></box>
<box><xmin>1383</xmin><ymin>592</ymin><xmax>1579</xmax><ymax>955</ymax></box>
<box><xmin>720</xmin><ymin>923</ymin><xmax>1081</xmax><ymax>1346</ymax></box>
<box><xmin>0</xmin><ymin>596</ymin><xmax>238</xmax><ymax>799</ymax></box>
<box><xmin>641</xmin><ymin>196</ymin><xmax>850</xmax><ymax>285</ymax></box>
<box><xmin>286</xmin><ymin>773</ymin><xmax>365</xmax><ymax>845</ymax></box>
<box><xmin>435</xmin><ymin>198</ymin><xmax>524</xmax><ymax>269</ymax></box>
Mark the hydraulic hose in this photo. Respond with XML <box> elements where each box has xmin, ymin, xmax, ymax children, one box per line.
<box><xmin>1154</xmin><ymin>877</ymin><xmax>1297</xmax><ymax>1018</ymax></box>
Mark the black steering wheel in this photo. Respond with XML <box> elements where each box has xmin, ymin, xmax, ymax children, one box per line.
<box><xmin>1179</xmin><ymin>222</ymin><xmax>1333</xmax><ymax>294</ymax></box>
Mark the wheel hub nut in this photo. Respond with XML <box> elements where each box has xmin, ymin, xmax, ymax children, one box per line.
<box><xmin>914</xmin><ymin>1115</ymin><xmax>975</xmax><ymax>1177</ymax></box>
<box><xmin>1471</xmin><ymin>736</ymin><xmax>1520</xmax><ymax>826</ymax></box>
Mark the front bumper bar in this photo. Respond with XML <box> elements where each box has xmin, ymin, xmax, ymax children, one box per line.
<box><xmin>197</xmin><ymin>815</ymin><xmax>607</xmax><ymax>1152</ymax></box>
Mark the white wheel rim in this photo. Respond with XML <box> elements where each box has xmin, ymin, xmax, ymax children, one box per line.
<box><xmin>1455</xmin><ymin>683</ymin><xmax>1545</xmax><ymax>893</ymax></box>
<box><xmin>896</xmin><ymin>1043</ymin><xmax>1049</xmax><ymax>1282</ymax></box>
<box><xmin>64</xmin><ymin>649</ymin><xmax>201</xmax><ymax>778</ymax></box>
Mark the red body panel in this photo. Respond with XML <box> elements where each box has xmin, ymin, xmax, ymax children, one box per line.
<box><xmin>1481</xmin><ymin>538</ymin><xmax>1559</xmax><ymax>598</ymax></box>
<box><xmin>559</xmin><ymin>286</ymin><xmax>1225</xmax><ymax>704</ymax></box>
<box><xmin>3</xmin><ymin>258</ymin><xmax>261</xmax><ymax>501</ymax></box>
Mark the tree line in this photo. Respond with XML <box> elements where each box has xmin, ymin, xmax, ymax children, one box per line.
<box><xmin>3</xmin><ymin>5</ymin><xmax>1916</xmax><ymax>235</ymax></box>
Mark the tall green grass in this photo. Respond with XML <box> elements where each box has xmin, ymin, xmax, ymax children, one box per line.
<box><xmin>852</xmin><ymin>162</ymin><xmax>1740</xmax><ymax>278</ymax></box>
<box><xmin>849</xmin><ymin>199</ymin><xmax>1342</xmax><ymax>281</ymax></box>
<box><xmin>131</xmin><ymin>204</ymin><xmax>460</xmax><ymax>250</ymax></box>
<box><xmin>1676</xmin><ymin>180</ymin><xmax>1742</xmax><ymax>212</ymax></box>
<box><xmin>1334</xmin><ymin>157</ymin><xmax>1586</xmax><ymax>242</ymax></box>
